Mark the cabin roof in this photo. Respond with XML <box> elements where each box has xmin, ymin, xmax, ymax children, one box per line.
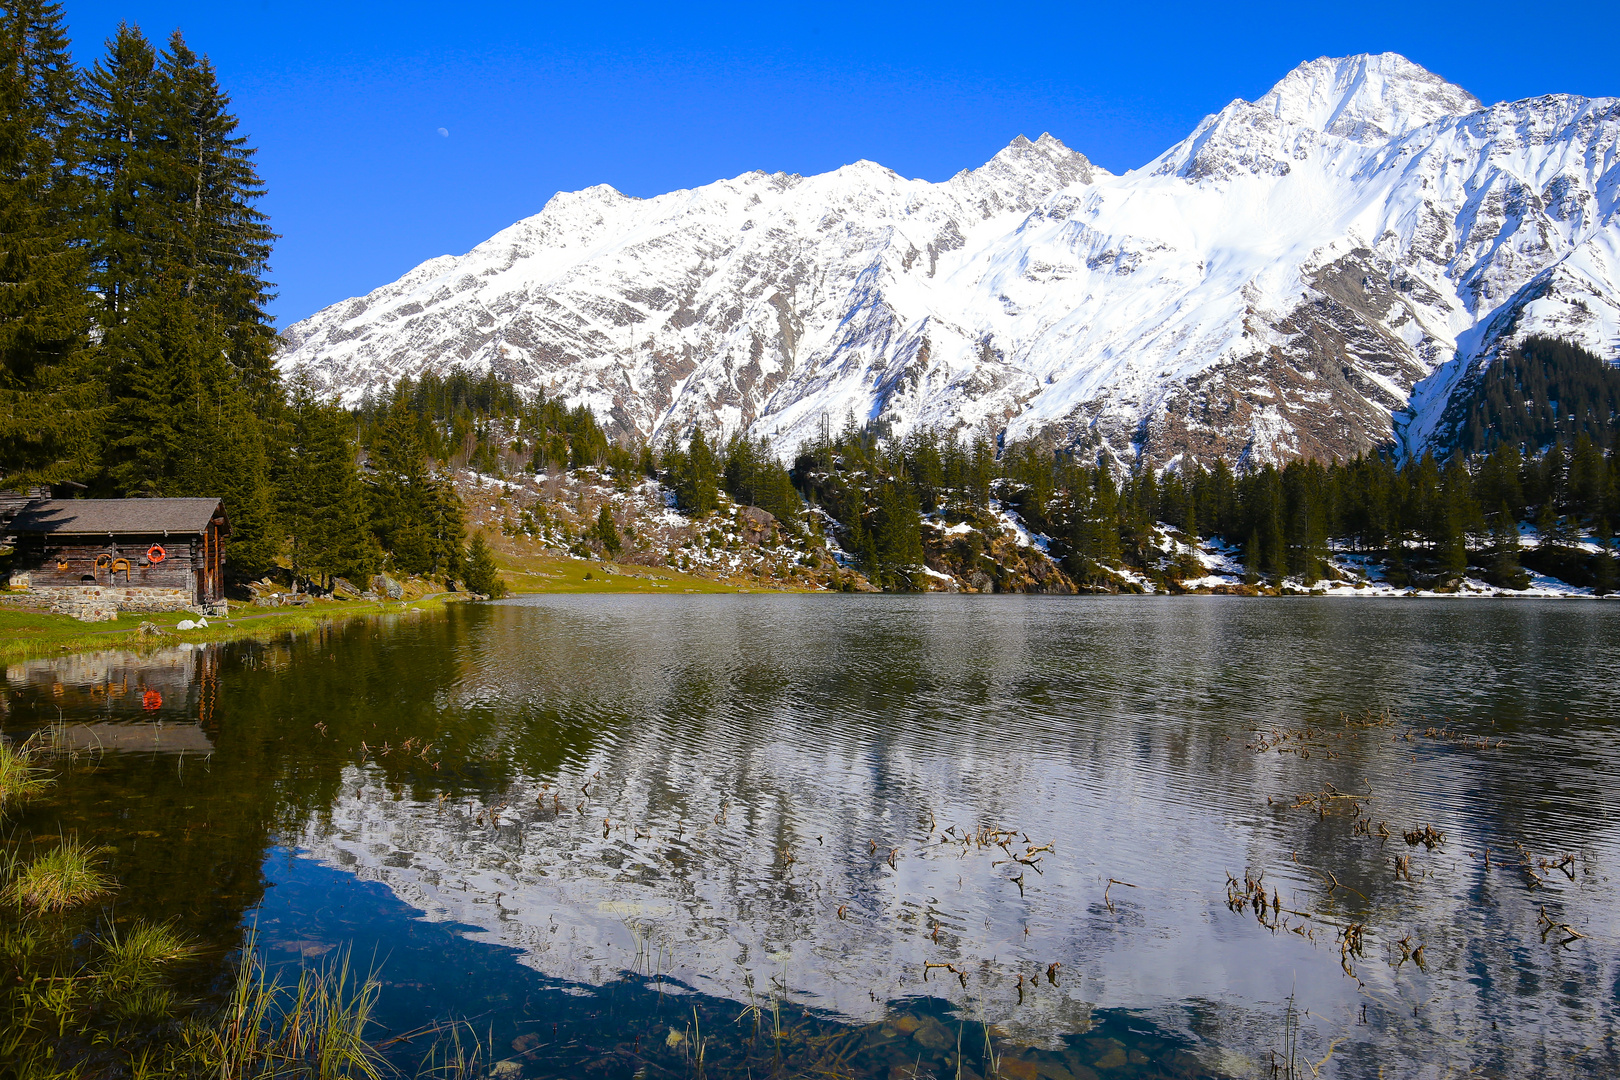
<box><xmin>8</xmin><ymin>498</ymin><xmax>227</xmax><ymax>537</ymax></box>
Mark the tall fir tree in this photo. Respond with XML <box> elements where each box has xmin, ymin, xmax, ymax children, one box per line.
<box><xmin>366</xmin><ymin>392</ymin><xmax>435</xmax><ymax>573</ymax></box>
<box><xmin>0</xmin><ymin>0</ymin><xmax>102</xmax><ymax>484</ymax></box>
<box><xmin>592</xmin><ymin>502</ymin><xmax>622</xmax><ymax>556</ymax></box>
<box><xmin>99</xmin><ymin>280</ymin><xmax>278</xmax><ymax>574</ymax></box>
<box><xmin>672</xmin><ymin>427</ymin><xmax>719</xmax><ymax>516</ymax></box>
<box><xmin>82</xmin><ymin>23</ymin><xmax>163</xmax><ymax>328</ymax></box>
<box><xmin>101</xmin><ymin>280</ymin><xmax>210</xmax><ymax>493</ymax></box>
<box><xmin>366</xmin><ymin>390</ymin><xmax>466</xmax><ymax>577</ymax></box>
<box><xmin>872</xmin><ymin>480</ymin><xmax>924</xmax><ymax>589</ymax></box>
<box><xmin>279</xmin><ymin>378</ymin><xmax>372</xmax><ymax>587</ymax></box>
<box><xmin>1485</xmin><ymin>501</ymin><xmax>1529</xmax><ymax>589</ymax></box>
<box><xmin>462</xmin><ymin>531</ymin><xmax>505</xmax><ymax>597</ymax></box>
<box><xmin>80</xmin><ymin>25</ymin><xmax>281</xmax><ymax>574</ymax></box>
<box><xmin>155</xmin><ymin>31</ymin><xmax>276</xmax><ymax>401</ymax></box>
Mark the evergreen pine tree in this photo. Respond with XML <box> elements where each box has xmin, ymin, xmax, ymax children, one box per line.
<box><xmin>280</xmin><ymin>378</ymin><xmax>372</xmax><ymax>587</ymax></box>
<box><xmin>673</xmin><ymin>427</ymin><xmax>719</xmax><ymax>515</ymax></box>
<box><xmin>873</xmin><ymin>480</ymin><xmax>924</xmax><ymax>589</ymax></box>
<box><xmin>173</xmin><ymin>373</ymin><xmax>277</xmax><ymax>576</ymax></box>
<box><xmin>426</xmin><ymin>474</ymin><xmax>466</xmax><ymax>578</ymax></box>
<box><xmin>78</xmin><ymin>25</ymin><xmax>283</xmax><ymax>575</ymax></box>
<box><xmin>1530</xmin><ymin>501</ymin><xmax>1559</xmax><ymax>570</ymax></box>
<box><xmin>1485</xmin><ymin>502</ymin><xmax>1529</xmax><ymax>590</ymax></box>
<box><xmin>367</xmin><ymin>392</ymin><xmax>437</xmax><ymax>574</ymax></box>
<box><xmin>1243</xmin><ymin>527</ymin><xmax>1261</xmax><ymax>585</ymax></box>
<box><xmin>154</xmin><ymin>31</ymin><xmax>277</xmax><ymax>401</ymax></box>
<box><xmin>462</xmin><ymin>531</ymin><xmax>505</xmax><ymax>597</ymax></box>
<box><xmin>841</xmin><ymin>490</ymin><xmax>869</xmax><ymax>576</ymax></box>
<box><xmin>0</xmin><ymin>0</ymin><xmax>102</xmax><ymax>484</ymax></box>
<box><xmin>593</xmin><ymin>502</ymin><xmax>622</xmax><ymax>556</ymax></box>
<box><xmin>83</xmin><ymin>24</ymin><xmax>164</xmax><ymax>328</ymax></box>
<box><xmin>1437</xmin><ymin>487</ymin><xmax>1471</xmax><ymax>583</ymax></box>
<box><xmin>101</xmin><ymin>281</ymin><xmax>209</xmax><ymax>494</ymax></box>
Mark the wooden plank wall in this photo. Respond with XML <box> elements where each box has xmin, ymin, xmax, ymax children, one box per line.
<box><xmin>16</xmin><ymin>533</ymin><xmax>202</xmax><ymax>598</ymax></box>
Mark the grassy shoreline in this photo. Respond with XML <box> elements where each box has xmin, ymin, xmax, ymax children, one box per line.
<box><xmin>0</xmin><ymin>553</ymin><xmax>808</xmax><ymax>661</ymax></box>
<box><xmin>7</xmin><ymin>556</ymin><xmax>1611</xmax><ymax>662</ymax></box>
<box><xmin>0</xmin><ymin>594</ymin><xmax>462</xmax><ymax>662</ymax></box>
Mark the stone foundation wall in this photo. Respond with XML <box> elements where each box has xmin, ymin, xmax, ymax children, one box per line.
<box><xmin>19</xmin><ymin>585</ymin><xmax>224</xmax><ymax>622</ymax></box>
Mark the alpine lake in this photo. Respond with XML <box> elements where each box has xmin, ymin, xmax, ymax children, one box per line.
<box><xmin>5</xmin><ymin>595</ymin><xmax>1619</xmax><ymax>1079</ymax></box>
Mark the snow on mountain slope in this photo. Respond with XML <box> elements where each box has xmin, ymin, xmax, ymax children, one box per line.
<box><xmin>277</xmin><ymin>54</ymin><xmax>1620</xmax><ymax>468</ymax></box>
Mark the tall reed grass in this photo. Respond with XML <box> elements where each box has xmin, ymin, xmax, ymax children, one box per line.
<box><xmin>179</xmin><ymin>934</ymin><xmax>386</xmax><ymax>1079</ymax></box>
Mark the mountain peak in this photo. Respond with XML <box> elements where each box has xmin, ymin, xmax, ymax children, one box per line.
<box><xmin>945</xmin><ymin>131</ymin><xmax>1101</xmax><ymax>216</ymax></box>
<box><xmin>1256</xmin><ymin>53</ymin><xmax>1482</xmax><ymax>141</ymax></box>
<box><xmin>985</xmin><ymin>131</ymin><xmax>1094</xmax><ymax>171</ymax></box>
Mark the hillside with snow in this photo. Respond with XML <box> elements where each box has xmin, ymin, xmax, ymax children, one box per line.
<box><xmin>277</xmin><ymin>54</ymin><xmax>1620</xmax><ymax>468</ymax></box>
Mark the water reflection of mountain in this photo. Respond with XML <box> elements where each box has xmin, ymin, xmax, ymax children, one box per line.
<box><xmin>5</xmin><ymin>598</ymin><xmax>1619</xmax><ymax>1076</ymax></box>
<box><xmin>295</xmin><ymin>596</ymin><xmax>1620</xmax><ymax>1074</ymax></box>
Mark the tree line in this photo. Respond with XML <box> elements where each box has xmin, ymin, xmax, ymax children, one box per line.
<box><xmin>460</xmin><ymin>338</ymin><xmax>1617</xmax><ymax>593</ymax></box>
<box><xmin>1455</xmin><ymin>336</ymin><xmax>1620</xmax><ymax>457</ymax></box>
<box><xmin>782</xmin><ymin>413</ymin><xmax>1619</xmax><ymax>591</ymax></box>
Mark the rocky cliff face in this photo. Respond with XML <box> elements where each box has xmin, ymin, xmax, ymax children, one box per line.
<box><xmin>277</xmin><ymin>53</ymin><xmax>1620</xmax><ymax>468</ymax></box>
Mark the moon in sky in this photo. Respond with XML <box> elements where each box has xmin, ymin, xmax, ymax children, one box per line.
<box><xmin>437</xmin><ymin>127</ymin><xmax>449</xmax><ymax>137</ymax></box>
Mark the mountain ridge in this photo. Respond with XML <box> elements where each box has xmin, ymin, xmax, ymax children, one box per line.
<box><xmin>277</xmin><ymin>53</ymin><xmax>1620</xmax><ymax>468</ymax></box>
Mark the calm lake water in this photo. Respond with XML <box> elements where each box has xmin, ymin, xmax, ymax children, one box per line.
<box><xmin>5</xmin><ymin>596</ymin><xmax>1619</xmax><ymax>1079</ymax></box>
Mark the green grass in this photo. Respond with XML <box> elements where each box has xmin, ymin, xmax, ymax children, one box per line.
<box><xmin>94</xmin><ymin>923</ymin><xmax>200</xmax><ymax>1023</ymax></box>
<box><xmin>0</xmin><ymin>548</ymin><xmax>811</xmax><ymax>662</ymax></box>
<box><xmin>0</xmin><ymin>591</ymin><xmax>468</xmax><ymax>662</ymax></box>
<box><xmin>186</xmin><ymin>938</ymin><xmax>386</xmax><ymax>1080</ymax></box>
<box><xmin>494</xmin><ymin>548</ymin><xmax>806</xmax><ymax>595</ymax></box>
<box><xmin>98</xmin><ymin>922</ymin><xmax>201</xmax><ymax>982</ymax></box>
<box><xmin>0</xmin><ymin>741</ymin><xmax>52</xmax><ymax>812</ymax></box>
<box><xmin>6</xmin><ymin>838</ymin><xmax>113</xmax><ymax>911</ymax></box>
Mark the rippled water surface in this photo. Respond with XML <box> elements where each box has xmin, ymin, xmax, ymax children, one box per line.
<box><xmin>6</xmin><ymin>595</ymin><xmax>1619</xmax><ymax>1079</ymax></box>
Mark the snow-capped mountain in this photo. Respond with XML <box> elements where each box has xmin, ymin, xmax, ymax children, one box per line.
<box><xmin>276</xmin><ymin>53</ymin><xmax>1620</xmax><ymax>468</ymax></box>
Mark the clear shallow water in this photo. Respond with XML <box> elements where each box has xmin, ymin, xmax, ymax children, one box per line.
<box><xmin>5</xmin><ymin>596</ymin><xmax>1619</xmax><ymax>1079</ymax></box>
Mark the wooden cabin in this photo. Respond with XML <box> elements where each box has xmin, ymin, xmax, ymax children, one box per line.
<box><xmin>6</xmin><ymin>498</ymin><xmax>230</xmax><ymax>613</ymax></box>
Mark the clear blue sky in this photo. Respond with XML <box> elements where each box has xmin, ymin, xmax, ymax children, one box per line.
<box><xmin>63</xmin><ymin>1</ymin><xmax>1620</xmax><ymax>328</ymax></box>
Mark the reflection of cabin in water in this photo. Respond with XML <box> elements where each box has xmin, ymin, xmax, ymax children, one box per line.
<box><xmin>5</xmin><ymin>498</ymin><xmax>229</xmax><ymax>616</ymax></box>
<box><xmin>4</xmin><ymin>645</ymin><xmax>222</xmax><ymax>753</ymax></box>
